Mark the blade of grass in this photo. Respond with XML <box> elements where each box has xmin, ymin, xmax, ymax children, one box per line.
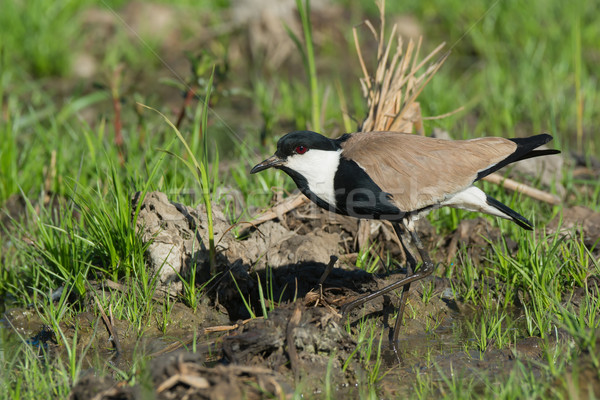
<box><xmin>138</xmin><ymin>68</ymin><xmax>217</xmax><ymax>274</ymax></box>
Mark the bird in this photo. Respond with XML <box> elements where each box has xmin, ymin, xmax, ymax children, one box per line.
<box><xmin>251</xmin><ymin>130</ymin><xmax>560</xmax><ymax>342</ymax></box>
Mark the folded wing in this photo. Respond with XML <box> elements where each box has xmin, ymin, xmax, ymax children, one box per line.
<box><xmin>340</xmin><ymin>131</ymin><xmax>518</xmax><ymax>212</ymax></box>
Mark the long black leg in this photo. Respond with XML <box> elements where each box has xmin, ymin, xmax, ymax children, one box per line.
<box><xmin>391</xmin><ymin>222</ymin><xmax>416</xmax><ymax>343</ymax></box>
<box><xmin>392</xmin><ymin>222</ymin><xmax>434</xmax><ymax>342</ymax></box>
<box><xmin>340</xmin><ymin>221</ymin><xmax>434</xmax><ymax>341</ymax></box>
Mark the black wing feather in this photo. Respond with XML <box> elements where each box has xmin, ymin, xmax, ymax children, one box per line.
<box><xmin>476</xmin><ymin>134</ymin><xmax>559</xmax><ymax>181</ymax></box>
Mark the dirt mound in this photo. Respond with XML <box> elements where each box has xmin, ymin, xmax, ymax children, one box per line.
<box><xmin>132</xmin><ymin>191</ymin><xmax>344</xmax><ymax>295</ymax></box>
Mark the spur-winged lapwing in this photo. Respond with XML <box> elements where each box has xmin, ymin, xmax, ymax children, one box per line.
<box><xmin>251</xmin><ymin>130</ymin><xmax>560</xmax><ymax>341</ymax></box>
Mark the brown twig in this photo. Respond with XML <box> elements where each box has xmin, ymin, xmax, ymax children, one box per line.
<box><xmin>238</xmin><ymin>192</ymin><xmax>308</xmax><ymax>232</ymax></box>
<box><xmin>286</xmin><ymin>303</ymin><xmax>303</xmax><ymax>383</ymax></box>
<box><xmin>203</xmin><ymin>317</ymin><xmax>261</xmax><ymax>333</ymax></box>
<box><xmin>90</xmin><ymin>387</ymin><xmax>123</xmax><ymax>400</ymax></box>
<box><xmin>175</xmin><ymin>86</ymin><xmax>197</xmax><ymax>130</ymax></box>
<box><xmin>482</xmin><ymin>173</ymin><xmax>561</xmax><ymax>205</ymax></box>
<box><xmin>94</xmin><ymin>295</ymin><xmax>122</xmax><ymax>356</ymax></box>
<box><xmin>148</xmin><ymin>317</ymin><xmax>263</xmax><ymax>358</ymax></box>
<box><xmin>309</xmin><ymin>256</ymin><xmax>340</xmax><ymax>309</ymax></box>
<box><xmin>157</xmin><ymin>373</ymin><xmax>209</xmax><ymax>393</ymax></box>
<box><xmin>422</xmin><ymin>106</ymin><xmax>465</xmax><ymax>120</ymax></box>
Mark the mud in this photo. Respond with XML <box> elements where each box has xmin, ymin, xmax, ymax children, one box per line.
<box><xmin>4</xmin><ymin>189</ymin><xmax>600</xmax><ymax>399</ymax></box>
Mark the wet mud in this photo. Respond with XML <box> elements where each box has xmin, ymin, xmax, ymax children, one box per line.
<box><xmin>3</xmin><ymin>191</ymin><xmax>600</xmax><ymax>399</ymax></box>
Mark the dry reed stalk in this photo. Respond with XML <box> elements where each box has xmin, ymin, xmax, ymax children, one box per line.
<box><xmin>355</xmin><ymin>0</ymin><xmax>453</xmax><ymax>134</ymax></box>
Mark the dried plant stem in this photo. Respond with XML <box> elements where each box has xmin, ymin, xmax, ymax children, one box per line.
<box><xmin>483</xmin><ymin>173</ymin><xmax>561</xmax><ymax>205</ymax></box>
<box><xmin>354</xmin><ymin>0</ymin><xmax>448</xmax><ymax>134</ymax></box>
<box><xmin>239</xmin><ymin>193</ymin><xmax>308</xmax><ymax>233</ymax></box>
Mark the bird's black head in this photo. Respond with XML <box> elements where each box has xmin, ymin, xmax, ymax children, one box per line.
<box><xmin>275</xmin><ymin>130</ymin><xmax>339</xmax><ymax>158</ymax></box>
<box><xmin>250</xmin><ymin>130</ymin><xmax>340</xmax><ymax>174</ymax></box>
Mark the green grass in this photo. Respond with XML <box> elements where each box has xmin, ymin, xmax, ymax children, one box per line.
<box><xmin>343</xmin><ymin>318</ymin><xmax>387</xmax><ymax>388</ymax></box>
<box><xmin>0</xmin><ymin>0</ymin><xmax>599</xmax><ymax>398</ymax></box>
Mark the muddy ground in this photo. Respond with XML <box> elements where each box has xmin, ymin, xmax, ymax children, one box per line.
<box><xmin>4</xmin><ymin>169</ymin><xmax>600</xmax><ymax>399</ymax></box>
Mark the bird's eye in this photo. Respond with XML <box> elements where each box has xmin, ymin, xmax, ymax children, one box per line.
<box><xmin>295</xmin><ymin>145</ymin><xmax>308</xmax><ymax>154</ymax></box>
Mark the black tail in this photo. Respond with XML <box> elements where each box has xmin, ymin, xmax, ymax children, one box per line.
<box><xmin>486</xmin><ymin>195</ymin><xmax>533</xmax><ymax>230</ymax></box>
<box><xmin>476</xmin><ymin>133</ymin><xmax>561</xmax><ymax>181</ymax></box>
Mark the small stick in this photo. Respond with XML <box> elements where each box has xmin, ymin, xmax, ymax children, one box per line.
<box><xmin>238</xmin><ymin>193</ymin><xmax>308</xmax><ymax>231</ymax></box>
<box><xmin>203</xmin><ymin>317</ymin><xmax>261</xmax><ymax>333</ymax></box>
<box><xmin>422</xmin><ymin>106</ymin><xmax>465</xmax><ymax>120</ymax></box>
<box><xmin>286</xmin><ymin>303</ymin><xmax>303</xmax><ymax>383</ymax></box>
<box><xmin>94</xmin><ymin>296</ymin><xmax>122</xmax><ymax>356</ymax></box>
<box><xmin>90</xmin><ymin>387</ymin><xmax>121</xmax><ymax>400</ymax></box>
<box><xmin>148</xmin><ymin>317</ymin><xmax>262</xmax><ymax>358</ymax></box>
<box><xmin>482</xmin><ymin>173</ymin><xmax>561</xmax><ymax>205</ymax></box>
<box><xmin>175</xmin><ymin>86</ymin><xmax>197</xmax><ymax>129</ymax></box>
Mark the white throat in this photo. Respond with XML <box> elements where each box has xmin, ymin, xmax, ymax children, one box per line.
<box><xmin>284</xmin><ymin>149</ymin><xmax>341</xmax><ymax>206</ymax></box>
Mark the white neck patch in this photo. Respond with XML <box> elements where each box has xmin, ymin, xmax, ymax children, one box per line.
<box><xmin>284</xmin><ymin>149</ymin><xmax>341</xmax><ymax>207</ymax></box>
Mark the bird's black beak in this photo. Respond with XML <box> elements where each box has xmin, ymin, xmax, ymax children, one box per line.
<box><xmin>250</xmin><ymin>154</ymin><xmax>284</xmax><ymax>174</ymax></box>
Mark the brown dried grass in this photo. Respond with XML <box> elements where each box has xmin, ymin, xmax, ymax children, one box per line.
<box><xmin>355</xmin><ymin>0</ymin><xmax>457</xmax><ymax>134</ymax></box>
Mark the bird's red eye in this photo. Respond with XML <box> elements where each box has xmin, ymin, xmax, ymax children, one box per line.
<box><xmin>295</xmin><ymin>145</ymin><xmax>308</xmax><ymax>154</ymax></box>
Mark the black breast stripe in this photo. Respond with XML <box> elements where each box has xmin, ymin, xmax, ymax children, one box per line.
<box><xmin>334</xmin><ymin>158</ymin><xmax>405</xmax><ymax>221</ymax></box>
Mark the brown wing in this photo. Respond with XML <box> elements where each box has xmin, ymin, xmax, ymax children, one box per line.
<box><xmin>340</xmin><ymin>131</ymin><xmax>517</xmax><ymax>212</ymax></box>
